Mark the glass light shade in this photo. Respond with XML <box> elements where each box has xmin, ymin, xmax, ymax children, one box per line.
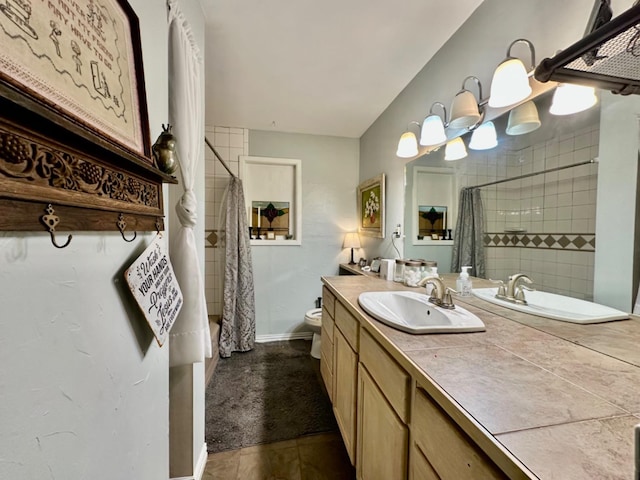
<box><xmin>488</xmin><ymin>58</ymin><xmax>532</xmax><ymax>108</ymax></box>
<box><xmin>449</xmin><ymin>90</ymin><xmax>481</xmax><ymax>129</ymax></box>
<box><xmin>549</xmin><ymin>83</ymin><xmax>598</xmax><ymax>116</ymax></box>
<box><xmin>419</xmin><ymin>114</ymin><xmax>447</xmax><ymax>147</ymax></box>
<box><xmin>396</xmin><ymin>131</ymin><xmax>419</xmax><ymax>158</ymax></box>
<box><xmin>469</xmin><ymin>121</ymin><xmax>498</xmax><ymax>150</ymax></box>
<box><xmin>342</xmin><ymin>232</ymin><xmax>361</xmax><ymax>249</ymax></box>
<box><xmin>444</xmin><ymin>137</ymin><xmax>468</xmax><ymax>161</ymax></box>
<box><xmin>506</xmin><ymin>100</ymin><xmax>541</xmax><ymax>135</ymax></box>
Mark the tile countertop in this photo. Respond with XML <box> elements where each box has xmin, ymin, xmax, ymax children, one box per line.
<box><xmin>321</xmin><ymin>273</ymin><xmax>640</xmax><ymax>480</ymax></box>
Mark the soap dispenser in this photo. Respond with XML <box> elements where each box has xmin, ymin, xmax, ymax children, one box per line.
<box><xmin>456</xmin><ymin>266</ymin><xmax>472</xmax><ymax>297</ymax></box>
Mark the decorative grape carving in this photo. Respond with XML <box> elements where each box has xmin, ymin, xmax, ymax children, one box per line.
<box><xmin>127</xmin><ymin>177</ymin><xmax>141</xmax><ymax>195</ymax></box>
<box><xmin>0</xmin><ymin>133</ymin><xmax>31</xmax><ymax>164</ymax></box>
<box><xmin>77</xmin><ymin>162</ymin><xmax>103</xmax><ymax>184</ymax></box>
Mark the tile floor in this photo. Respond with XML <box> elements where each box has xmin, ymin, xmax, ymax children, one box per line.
<box><xmin>203</xmin><ymin>431</ymin><xmax>355</xmax><ymax>480</ymax></box>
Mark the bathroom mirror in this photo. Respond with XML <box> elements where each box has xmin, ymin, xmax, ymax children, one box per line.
<box><xmin>404</xmin><ymin>88</ymin><xmax>601</xmax><ymax>301</ymax></box>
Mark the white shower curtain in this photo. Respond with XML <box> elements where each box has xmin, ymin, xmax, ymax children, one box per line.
<box><xmin>218</xmin><ymin>177</ymin><xmax>256</xmax><ymax>357</ymax></box>
<box><xmin>167</xmin><ymin>0</ymin><xmax>212</xmax><ymax>366</ymax></box>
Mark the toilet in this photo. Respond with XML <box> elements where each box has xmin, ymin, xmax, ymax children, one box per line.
<box><xmin>304</xmin><ymin>308</ymin><xmax>322</xmax><ymax>359</ymax></box>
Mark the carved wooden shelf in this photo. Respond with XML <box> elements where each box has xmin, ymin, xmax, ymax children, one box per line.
<box><xmin>0</xmin><ymin>98</ymin><xmax>175</xmax><ymax>233</ymax></box>
<box><xmin>0</xmin><ymin>0</ymin><xmax>176</xmax><ymax>237</ymax></box>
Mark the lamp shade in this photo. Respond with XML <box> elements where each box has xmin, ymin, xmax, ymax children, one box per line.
<box><xmin>343</xmin><ymin>232</ymin><xmax>361</xmax><ymax>249</ymax></box>
<box><xmin>450</xmin><ymin>90</ymin><xmax>481</xmax><ymax>129</ymax></box>
<box><xmin>506</xmin><ymin>100</ymin><xmax>541</xmax><ymax>135</ymax></box>
<box><xmin>396</xmin><ymin>131</ymin><xmax>419</xmax><ymax>158</ymax></box>
<box><xmin>419</xmin><ymin>114</ymin><xmax>447</xmax><ymax>147</ymax></box>
<box><xmin>469</xmin><ymin>121</ymin><xmax>498</xmax><ymax>150</ymax></box>
<box><xmin>488</xmin><ymin>57</ymin><xmax>532</xmax><ymax>108</ymax></box>
<box><xmin>444</xmin><ymin>137</ymin><xmax>468</xmax><ymax>161</ymax></box>
<box><xmin>549</xmin><ymin>83</ymin><xmax>597</xmax><ymax>116</ymax></box>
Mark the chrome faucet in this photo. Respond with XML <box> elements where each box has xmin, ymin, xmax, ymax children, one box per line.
<box><xmin>417</xmin><ymin>276</ymin><xmax>456</xmax><ymax>309</ymax></box>
<box><xmin>499</xmin><ymin>273</ymin><xmax>534</xmax><ymax>305</ymax></box>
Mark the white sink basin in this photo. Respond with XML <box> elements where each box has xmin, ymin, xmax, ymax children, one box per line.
<box><xmin>472</xmin><ymin>287</ymin><xmax>629</xmax><ymax>324</ymax></box>
<box><xmin>358</xmin><ymin>291</ymin><xmax>486</xmax><ymax>334</ymax></box>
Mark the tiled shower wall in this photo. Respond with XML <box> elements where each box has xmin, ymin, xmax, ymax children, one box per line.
<box><xmin>204</xmin><ymin>126</ymin><xmax>249</xmax><ymax>316</ymax></box>
<box><xmin>455</xmin><ymin>122</ymin><xmax>599</xmax><ymax>300</ymax></box>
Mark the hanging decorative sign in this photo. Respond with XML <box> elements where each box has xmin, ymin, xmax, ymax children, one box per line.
<box><xmin>125</xmin><ymin>233</ymin><xmax>183</xmax><ymax>346</ymax></box>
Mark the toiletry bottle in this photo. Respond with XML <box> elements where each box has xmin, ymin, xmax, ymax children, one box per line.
<box><xmin>456</xmin><ymin>266</ymin><xmax>472</xmax><ymax>297</ymax></box>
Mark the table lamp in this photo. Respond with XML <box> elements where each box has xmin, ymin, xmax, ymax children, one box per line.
<box><xmin>343</xmin><ymin>232</ymin><xmax>361</xmax><ymax>265</ymax></box>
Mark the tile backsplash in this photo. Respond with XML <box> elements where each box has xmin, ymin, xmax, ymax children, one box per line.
<box><xmin>455</xmin><ymin>122</ymin><xmax>599</xmax><ymax>300</ymax></box>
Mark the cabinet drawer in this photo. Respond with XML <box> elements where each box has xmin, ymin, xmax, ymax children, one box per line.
<box><xmin>335</xmin><ymin>301</ymin><xmax>359</xmax><ymax>351</ymax></box>
<box><xmin>412</xmin><ymin>388</ymin><xmax>507</xmax><ymax>479</ymax></box>
<box><xmin>360</xmin><ymin>329</ymin><xmax>410</xmax><ymax>422</ymax></box>
<box><xmin>321</xmin><ymin>306</ymin><xmax>334</xmax><ymax>340</ymax></box>
<box><xmin>322</xmin><ymin>286</ymin><xmax>335</xmax><ymax>318</ymax></box>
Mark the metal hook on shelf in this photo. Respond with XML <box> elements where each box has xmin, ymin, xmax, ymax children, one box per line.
<box><xmin>155</xmin><ymin>217</ymin><xmax>164</xmax><ymax>234</ymax></box>
<box><xmin>117</xmin><ymin>213</ymin><xmax>137</xmax><ymax>242</ymax></box>
<box><xmin>40</xmin><ymin>204</ymin><xmax>72</xmax><ymax>249</ymax></box>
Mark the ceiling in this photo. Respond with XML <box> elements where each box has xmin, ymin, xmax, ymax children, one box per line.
<box><xmin>199</xmin><ymin>0</ymin><xmax>485</xmax><ymax>138</ymax></box>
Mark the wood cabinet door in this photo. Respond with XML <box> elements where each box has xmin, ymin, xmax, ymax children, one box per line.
<box><xmin>412</xmin><ymin>388</ymin><xmax>507</xmax><ymax>479</ymax></box>
<box><xmin>357</xmin><ymin>365</ymin><xmax>408</xmax><ymax>480</ymax></box>
<box><xmin>333</xmin><ymin>327</ymin><xmax>358</xmax><ymax>465</ymax></box>
<box><xmin>409</xmin><ymin>443</ymin><xmax>440</xmax><ymax>480</ymax></box>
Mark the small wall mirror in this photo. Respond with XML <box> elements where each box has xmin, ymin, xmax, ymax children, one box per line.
<box><xmin>410</xmin><ymin>166</ymin><xmax>455</xmax><ymax>245</ymax></box>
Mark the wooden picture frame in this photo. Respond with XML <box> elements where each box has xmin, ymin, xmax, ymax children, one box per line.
<box><xmin>357</xmin><ymin>173</ymin><xmax>385</xmax><ymax>239</ymax></box>
<box><xmin>0</xmin><ymin>0</ymin><xmax>150</xmax><ymax>160</ymax></box>
<box><xmin>0</xmin><ymin>0</ymin><xmax>175</xmax><ymax>236</ymax></box>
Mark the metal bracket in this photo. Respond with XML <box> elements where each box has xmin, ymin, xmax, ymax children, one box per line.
<box><xmin>117</xmin><ymin>213</ymin><xmax>137</xmax><ymax>242</ymax></box>
<box><xmin>40</xmin><ymin>204</ymin><xmax>72</xmax><ymax>249</ymax></box>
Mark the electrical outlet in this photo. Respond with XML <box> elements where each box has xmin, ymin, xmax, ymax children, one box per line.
<box><xmin>393</xmin><ymin>224</ymin><xmax>402</xmax><ymax>238</ymax></box>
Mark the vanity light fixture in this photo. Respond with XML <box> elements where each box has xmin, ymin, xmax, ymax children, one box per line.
<box><xmin>419</xmin><ymin>102</ymin><xmax>448</xmax><ymax>147</ymax></box>
<box><xmin>549</xmin><ymin>83</ymin><xmax>598</xmax><ymax>115</ymax></box>
<box><xmin>396</xmin><ymin>121</ymin><xmax>421</xmax><ymax>158</ymax></box>
<box><xmin>450</xmin><ymin>76</ymin><xmax>483</xmax><ymax>129</ymax></box>
<box><xmin>469</xmin><ymin>121</ymin><xmax>498</xmax><ymax>150</ymax></box>
<box><xmin>444</xmin><ymin>137</ymin><xmax>468</xmax><ymax>161</ymax></box>
<box><xmin>506</xmin><ymin>100</ymin><xmax>541</xmax><ymax>135</ymax></box>
<box><xmin>488</xmin><ymin>39</ymin><xmax>536</xmax><ymax>108</ymax></box>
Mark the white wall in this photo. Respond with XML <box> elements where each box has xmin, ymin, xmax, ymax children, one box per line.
<box><xmin>359</xmin><ymin>0</ymin><xmax>600</xmax><ymax>262</ymax></box>
<box><xmin>248</xmin><ymin>130</ymin><xmax>359</xmax><ymax>336</ymax></box>
<box><xmin>0</xmin><ymin>1</ymin><xmax>171</xmax><ymax>478</ymax></box>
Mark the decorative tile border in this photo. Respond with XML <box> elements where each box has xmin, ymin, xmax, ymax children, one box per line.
<box><xmin>484</xmin><ymin>233</ymin><xmax>596</xmax><ymax>251</ymax></box>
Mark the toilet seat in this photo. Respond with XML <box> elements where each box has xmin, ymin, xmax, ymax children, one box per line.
<box><xmin>304</xmin><ymin>308</ymin><xmax>322</xmax><ymax>359</ymax></box>
<box><xmin>304</xmin><ymin>308</ymin><xmax>322</xmax><ymax>329</ymax></box>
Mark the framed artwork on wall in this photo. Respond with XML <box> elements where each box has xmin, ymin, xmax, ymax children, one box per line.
<box><xmin>0</xmin><ymin>0</ymin><xmax>151</xmax><ymax>160</ymax></box>
<box><xmin>357</xmin><ymin>173</ymin><xmax>385</xmax><ymax>239</ymax></box>
<box><xmin>0</xmin><ymin>0</ymin><xmax>175</xmax><ymax>236</ymax></box>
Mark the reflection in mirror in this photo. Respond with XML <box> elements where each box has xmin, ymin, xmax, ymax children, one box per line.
<box><xmin>404</xmin><ymin>90</ymin><xmax>601</xmax><ymax>301</ymax></box>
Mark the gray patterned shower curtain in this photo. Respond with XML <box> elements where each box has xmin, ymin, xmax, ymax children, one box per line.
<box><xmin>451</xmin><ymin>187</ymin><xmax>485</xmax><ymax>278</ymax></box>
<box><xmin>219</xmin><ymin>177</ymin><xmax>256</xmax><ymax>357</ymax></box>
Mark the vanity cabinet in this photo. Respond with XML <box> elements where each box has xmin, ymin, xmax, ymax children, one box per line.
<box><xmin>322</xmin><ymin>284</ymin><xmax>509</xmax><ymax>480</ymax></box>
<box><xmin>410</xmin><ymin>387</ymin><xmax>507</xmax><ymax>479</ymax></box>
<box><xmin>357</xmin><ymin>329</ymin><xmax>410</xmax><ymax>480</ymax></box>
<box><xmin>332</xmin><ymin>300</ymin><xmax>360</xmax><ymax>465</ymax></box>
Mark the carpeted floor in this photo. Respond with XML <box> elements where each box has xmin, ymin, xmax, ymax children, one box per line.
<box><xmin>205</xmin><ymin>339</ymin><xmax>338</xmax><ymax>453</ymax></box>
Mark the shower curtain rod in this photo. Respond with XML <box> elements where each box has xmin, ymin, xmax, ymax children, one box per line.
<box><xmin>466</xmin><ymin>158</ymin><xmax>597</xmax><ymax>190</ymax></box>
<box><xmin>204</xmin><ymin>136</ymin><xmax>236</xmax><ymax>178</ymax></box>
